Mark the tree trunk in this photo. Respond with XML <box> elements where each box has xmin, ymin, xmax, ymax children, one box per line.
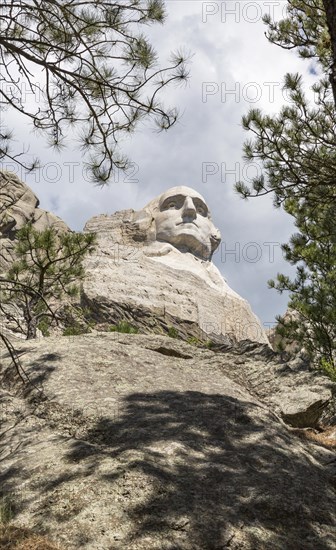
<box><xmin>24</xmin><ymin>298</ymin><xmax>39</xmax><ymax>339</ymax></box>
<box><xmin>26</xmin><ymin>316</ymin><xmax>38</xmax><ymax>340</ymax></box>
<box><xmin>323</xmin><ymin>0</ymin><xmax>336</xmax><ymax>108</ymax></box>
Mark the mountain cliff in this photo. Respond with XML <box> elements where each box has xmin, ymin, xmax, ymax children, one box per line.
<box><xmin>0</xmin><ymin>173</ymin><xmax>335</xmax><ymax>549</ymax></box>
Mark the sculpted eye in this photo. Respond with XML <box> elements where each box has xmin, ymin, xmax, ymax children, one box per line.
<box><xmin>167</xmin><ymin>201</ymin><xmax>176</xmax><ymax>209</ymax></box>
<box><xmin>196</xmin><ymin>205</ymin><xmax>208</xmax><ymax>216</ymax></box>
<box><xmin>193</xmin><ymin>199</ymin><xmax>208</xmax><ymax>216</ymax></box>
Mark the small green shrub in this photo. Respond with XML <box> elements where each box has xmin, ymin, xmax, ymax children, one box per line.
<box><xmin>187</xmin><ymin>336</ymin><xmax>201</xmax><ymax>346</ymax></box>
<box><xmin>37</xmin><ymin>319</ymin><xmax>51</xmax><ymax>337</ymax></box>
<box><xmin>0</xmin><ymin>496</ymin><xmax>15</xmax><ymax>524</ymax></box>
<box><xmin>63</xmin><ymin>325</ymin><xmax>90</xmax><ymax>336</ymax></box>
<box><xmin>186</xmin><ymin>337</ymin><xmax>214</xmax><ymax>349</ymax></box>
<box><xmin>86</xmin><ymin>318</ymin><xmax>97</xmax><ymax>329</ymax></box>
<box><xmin>167</xmin><ymin>326</ymin><xmax>179</xmax><ymax>338</ymax></box>
<box><xmin>205</xmin><ymin>340</ymin><xmax>214</xmax><ymax>349</ymax></box>
<box><xmin>109</xmin><ymin>321</ymin><xmax>138</xmax><ymax>334</ymax></box>
<box><xmin>319</xmin><ymin>357</ymin><xmax>336</xmax><ymax>382</ymax></box>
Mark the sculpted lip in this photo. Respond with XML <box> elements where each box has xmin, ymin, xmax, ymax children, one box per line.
<box><xmin>176</xmin><ymin>221</ymin><xmax>198</xmax><ymax>227</ymax></box>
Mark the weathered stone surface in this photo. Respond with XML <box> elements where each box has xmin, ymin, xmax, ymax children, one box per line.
<box><xmin>266</xmin><ymin>308</ymin><xmax>303</xmax><ymax>355</ymax></box>
<box><xmin>217</xmin><ymin>342</ymin><xmax>336</xmax><ymax>428</ymax></box>
<box><xmin>0</xmin><ymin>177</ymin><xmax>268</xmax><ymax>346</ymax></box>
<box><xmin>0</xmin><ymin>171</ymin><xmax>69</xmax><ymax>272</ymax></box>
<box><xmin>1</xmin><ymin>176</ymin><xmax>335</xmax><ymax>549</ymax></box>
<box><xmin>82</xmin><ymin>188</ymin><xmax>269</xmax><ymax>345</ymax></box>
<box><xmin>1</xmin><ymin>333</ymin><xmax>335</xmax><ymax>550</ymax></box>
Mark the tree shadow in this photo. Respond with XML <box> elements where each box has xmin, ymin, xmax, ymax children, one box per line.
<box><xmin>1</xmin><ymin>378</ymin><xmax>335</xmax><ymax>548</ymax></box>
<box><xmin>0</xmin><ymin>348</ymin><xmax>61</xmax><ymax>394</ymax></box>
<box><xmin>60</xmin><ymin>390</ymin><xmax>335</xmax><ymax>549</ymax></box>
<box><xmin>24</xmin><ymin>352</ymin><xmax>61</xmax><ymax>389</ymax></box>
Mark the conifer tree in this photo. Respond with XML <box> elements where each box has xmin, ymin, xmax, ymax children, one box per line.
<box><xmin>1</xmin><ymin>224</ymin><xmax>96</xmax><ymax>339</ymax></box>
<box><xmin>0</xmin><ymin>1</ymin><xmax>189</xmax><ymax>183</ymax></box>
<box><xmin>268</xmin><ymin>199</ymin><xmax>336</xmax><ymax>375</ymax></box>
<box><xmin>236</xmin><ymin>0</ymin><xmax>336</xmax><ymax>374</ymax></box>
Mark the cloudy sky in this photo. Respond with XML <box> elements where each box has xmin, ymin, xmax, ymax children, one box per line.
<box><xmin>3</xmin><ymin>1</ymin><xmax>317</xmax><ymax>328</ymax></box>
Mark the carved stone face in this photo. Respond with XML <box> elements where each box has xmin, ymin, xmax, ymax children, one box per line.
<box><xmin>153</xmin><ymin>186</ymin><xmax>221</xmax><ymax>260</ymax></box>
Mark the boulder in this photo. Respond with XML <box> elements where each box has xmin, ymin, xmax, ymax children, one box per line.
<box><xmin>0</xmin><ymin>333</ymin><xmax>335</xmax><ymax>550</ymax></box>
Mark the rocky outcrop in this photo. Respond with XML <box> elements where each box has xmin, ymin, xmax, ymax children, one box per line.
<box><xmin>0</xmin><ymin>175</ymin><xmax>269</xmax><ymax>346</ymax></box>
<box><xmin>1</xmin><ymin>175</ymin><xmax>335</xmax><ymax>549</ymax></box>
<box><xmin>82</xmin><ymin>211</ymin><xmax>269</xmax><ymax>345</ymax></box>
<box><xmin>226</xmin><ymin>342</ymin><xmax>336</xmax><ymax>428</ymax></box>
<box><xmin>1</xmin><ymin>333</ymin><xmax>335</xmax><ymax>549</ymax></box>
<box><xmin>267</xmin><ymin>308</ymin><xmax>303</xmax><ymax>355</ymax></box>
<box><xmin>0</xmin><ymin>171</ymin><xmax>69</xmax><ymax>272</ymax></box>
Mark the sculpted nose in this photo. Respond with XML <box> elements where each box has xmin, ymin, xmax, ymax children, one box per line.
<box><xmin>182</xmin><ymin>196</ymin><xmax>196</xmax><ymax>219</ymax></box>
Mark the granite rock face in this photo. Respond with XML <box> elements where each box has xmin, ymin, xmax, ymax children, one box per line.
<box><xmin>1</xmin><ymin>174</ymin><xmax>335</xmax><ymax>548</ymax></box>
<box><xmin>1</xmin><ymin>177</ymin><xmax>268</xmax><ymax>345</ymax></box>
<box><xmin>82</xmin><ymin>208</ymin><xmax>269</xmax><ymax>345</ymax></box>
<box><xmin>1</xmin><ymin>333</ymin><xmax>335</xmax><ymax>550</ymax></box>
<box><xmin>0</xmin><ymin>171</ymin><xmax>69</xmax><ymax>272</ymax></box>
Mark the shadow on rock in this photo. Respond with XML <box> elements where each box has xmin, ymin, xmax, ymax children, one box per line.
<box><xmin>60</xmin><ymin>391</ymin><xmax>336</xmax><ymax>549</ymax></box>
